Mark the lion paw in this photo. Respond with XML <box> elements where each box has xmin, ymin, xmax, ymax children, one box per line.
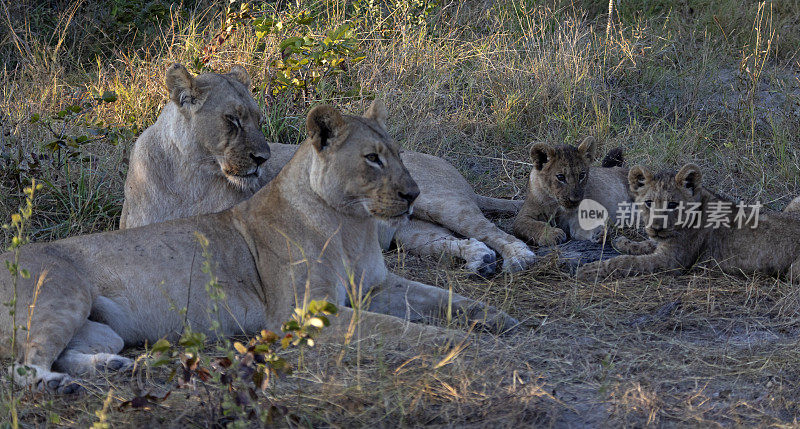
<box><xmin>461</xmin><ymin>239</ymin><xmax>497</xmax><ymax>277</ymax></box>
<box><xmin>11</xmin><ymin>365</ymin><xmax>85</xmax><ymax>394</ymax></box>
<box><xmin>501</xmin><ymin>243</ymin><xmax>537</xmax><ymax>273</ymax></box>
<box><xmin>95</xmin><ymin>354</ymin><xmax>134</xmax><ymax>373</ymax></box>
<box><xmin>467</xmin><ymin>306</ymin><xmax>520</xmax><ymax>334</ymax></box>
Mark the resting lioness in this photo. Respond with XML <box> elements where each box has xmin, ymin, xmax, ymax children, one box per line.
<box><xmin>120</xmin><ymin>64</ymin><xmax>533</xmax><ymax>275</ymax></box>
<box><xmin>120</xmin><ymin>64</ymin><xmax>272</xmax><ymax>229</ymax></box>
<box><xmin>512</xmin><ymin>137</ymin><xmax>630</xmax><ymax>245</ymax></box>
<box><xmin>0</xmin><ymin>103</ymin><xmax>516</xmax><ymax>393</ymax></box>
<box><xmin>576</xmin><ymin>163</ymin><xmax>800</xmax><ymax>282</ymax></box>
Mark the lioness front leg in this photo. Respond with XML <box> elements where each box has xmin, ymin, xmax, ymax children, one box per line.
<box><xmin>414</xmin><ymin>195</ymin><xmax>536</xmax><ymax>273</ymax></box>
<box><xmin>394</xmin><ymin>219</ymin><xmax>497</xmax><ymax>277</ymax></box>
<box><xmin>576</xmin><ymin>252</ymin><xmax>679</xmax><ymax>282</ymax></box>
<box><xmin>613</xmin><ymin>237</ymin><xmax>658</xmax><ymax>255</ymax></box>
<box><xmin>367</xmin><ymin>273</ymin><xmax>518</xmax><ymax>333</ymax></box>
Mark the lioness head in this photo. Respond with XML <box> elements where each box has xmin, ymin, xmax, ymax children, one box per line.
<box><xmin>305</xmin><ymin>100</ymin><xmax>420</xmax><ymax>220</ymax></box>
<box><xmin>529</xmin><ymin>137</ymin><xmax>597</xmax><ymax>209</ymax></box>
<box><xmin>166</xmin><ymin>63</ymin><xmax>270</xmax><ymax>190</ymax></box>
<box><xmin>628</xmin><ymin>163</ymin><xmax>703</xmax><ymax>239</ymax></box>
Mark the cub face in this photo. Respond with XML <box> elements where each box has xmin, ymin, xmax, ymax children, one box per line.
<box><xmin>529</xmin><ymin>137</ymin><xmax>596</xmax><ymax>209</ymax></box>
<box><xmin>305</xmin><ymin>100</ymin><xmax>420</xmax><ymax>220</ymax></box>
<box><xmin>165</xmin><ymin>64</ymin><xmax>270</xmax><ymax>191</ymax></box>
<box><xmin>628</xmin><ymin>163</ymin><xmax>703</xmax><ymax>239</ymax></box>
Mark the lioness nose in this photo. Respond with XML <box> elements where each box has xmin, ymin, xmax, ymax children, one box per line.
<box><xmin>250</xmin><ymin>153</ymin><xmax>268</xmax><ymax>166</ymax></box>
<box><xmin>399</xmin><ymin>189</ymin><xmax>420</xmax><ymax>205</ymax></box>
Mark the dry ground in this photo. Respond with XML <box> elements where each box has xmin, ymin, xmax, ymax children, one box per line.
<box><xmin>1</xmin><ymin>0</ymin><xmax>800</xmax><ymax>426</ymax></box>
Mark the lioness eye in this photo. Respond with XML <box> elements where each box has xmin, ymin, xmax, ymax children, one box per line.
<box><xmin>667</xmin><ymin>202</ymin><xmax>679</xmax><ymax>210</ymax></box>
<box><xmin>579</xmin><ymin>172</ymin><xmax>587</xmax><ymax>181</ymax></box>
<box><xmin>644</xmin><ymin>200</ymin><xmax>653</xmax><ymax>208</ymax></box>
<box><xmin>365</xmin><ymin>153</ymin><xmax>382</xmax><ymax>166</ymax></box>
<box><xmin>225</xmin><ymin>115</ymin><xmax>241</xmax><ymax>130</ymax></box>
<box><xmin>556</xmin><ymin>174</ymin><xmax>566</xmax><ymax>183</ymax></box>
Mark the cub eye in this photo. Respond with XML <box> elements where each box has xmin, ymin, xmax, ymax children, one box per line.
<box><xmin>667</xmin><ymin>202</ymin><xmax>679</xmax><ymax>210</ymax></box>
<box><xmin>644</xmin><ymin>200</ymin><xmax>653</xmax><ymax>208</ymax></box>
<box><xmin>365</xmin><ymin>153</ymin><xmax>383</xmax><ymax>166</ymax></box>
<box><xmin>556</xmin><ymin>174</ymin><xmax>567</xmax><ymax>183</ymax></box>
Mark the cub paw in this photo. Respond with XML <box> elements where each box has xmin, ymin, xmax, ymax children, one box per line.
<box><xmin>535</xmin><ymin>226</ymin><xmax>567</xmax><ymax>247</ymax></box>
<box><xmin>576</xmin><ymin>261</ymin><xmax>606</xmax><ymax>282</ymax></box>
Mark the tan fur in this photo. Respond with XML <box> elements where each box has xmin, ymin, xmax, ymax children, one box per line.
<box><xmin>0</xmin><ymin>102</ymin><xmax>516</xmax><ymax>393</ymax></box>
<box><xmin>119</xmin><ymin>64</ymin><xmax>271</xmax><ymax>229</ymax></box>
<box><xmin>784</xmin><ymin>196</ymin><xmax>800</xmax><ymax>214</ymax></box>
<box><xmin>513</xmin><ymin>137</ymin><xmax>630</xmax><ymax>245</ymax></box>
<box><xmin>577</xmin><ymin>164</ymin><xmax>800</xmax><ymax>282</ymax></box>
<box><xmin>121</xmin><ymin>65</ymin><xmax>534</xmax><ymax>274</ymax></box>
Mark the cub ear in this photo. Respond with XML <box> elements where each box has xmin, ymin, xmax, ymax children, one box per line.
<box><xmin>577</xmin><ymin>136</ymin><xmax>597</xmax><ymax>163</ymax></box>
<box><xmin>364</xmin><ymin>99</ymin><xmax>388</xmax><ymax>130</ymax></box>
<box><xmin>226</xmin><ymin>65</ymin><xmax>252</xmax><ymax>89</ymax></box>
<box><xmin>166</xmin><ymin>64</ymin><xmax>202</xmax><ymax>110</ymax></box>
<box><xmin>530</xmin><ymin>143</ymin><xmax>554</xmax><ymax>171</ymax></box>
<box><xmin>676</xmin><ymin>163</ymin><xmax>702</xmax><ymax>195</ymax></box>
<box><xmin>306</xmin><ymin>105</ymin><xmax>347</xmax><ymax>152</ymax></box>
<box><xmin>628</xmin><ymin>165</ymin><xmax>653</xmax><ymax>195</ymax></box>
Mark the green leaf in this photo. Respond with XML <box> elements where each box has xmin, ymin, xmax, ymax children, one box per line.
<box><xmin>29</xmin><ymin>113</ymin><xmax>40</xmax><ymax>123</ymax></box>
<box><xmin>101</xmin><ymin>90</ymin><xmax>118</xmax><ymax>103</ymax></box>
<box><xmin>150</xmin><ymin>355</ymin><xmax>172</xmax><ymax>367</ymax></box>
<box><xmin>279</xmin><ymin>37</ymin><xmax>305</xmax><ymax>51</ymax></box>
<box><xmin>254</xmin><ymin>344</ymin><xmax>272</xmax><ymax>354</ymax></box>
<box><xmin>282</xmin><ymin>320</ymin><xmax>300</xmax><ymax>332</ymax></box>
<box><xmin>178</xmin><ymin>331</ymin><xmax>207</xmax><ymax>349</ymax></box>
<box><xmin>151</xmin><ymin>338</ymin><xmax>171</xmax><ymax>353</ymax></box>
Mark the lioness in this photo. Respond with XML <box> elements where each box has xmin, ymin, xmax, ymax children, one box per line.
<box><xmin>0</xmin><ymin>103</ymin><xmax>517</xmax><ymax>393</ymax></box>
<box><xmin>119</xmin><ymin>64</ymin><xmax>272</xmax><ymax>229</ymax></box>
<box><xmin>120</xmin><ymin>64</ymin><xmax>533</xmax><ymax>275</ymax></box>
<box><xmin>576</xmin><ymin>163</ymin><xmax>800</xmax><ymax>282</ymax></box>
<box><xmin>512</xmin><ymin>137</ymin><xmax>630</xmax><ymax>245</ymax></box>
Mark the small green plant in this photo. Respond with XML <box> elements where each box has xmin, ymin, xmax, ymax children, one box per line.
<box><xmin>2</xmin><ymin>180</ymin><xmax>41</xmax><ymax>429</ymax></box>
<box><xmin>29</xmin><ymin>89</ymin><xmax>128</xmax><ymax>168</ymax></box>
<box><xmin>252</xmin><ymin>5</ymin><xmax>364</xmax><ymax>99</ymax></box>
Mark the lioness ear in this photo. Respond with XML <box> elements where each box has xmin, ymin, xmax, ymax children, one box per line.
<box><xmin>577</xmin><ymin>136</ymin><xmax>597</xmax><ymax>163</ymax></box>
<box><xmin>676</xmin><ymin>163</ymin><xmax>702</xmax><ymax>195</ymax></box>
<box><xmin>364</xmin><ymin>99</ymin><xmax>388</xmax><ymax>130</ymax></box>
<box><xmin>628</xmin><ymin>165</ymin><xmax>653</xmax><ymax>194</ymax></box>
<box><xmin>226</xmin><ymin>65</ymin><xmax>252</xmax><ymax>89</ymax></box>
<box><xmin>530</xmin><ymin>143</ymin><xmax>553</xmax><ymax>171</ymax></box>
<box><xmin>306</xmin><ymin>105</ymin><xmax>347</xmax><ymax>152</ymax></box>
<box><xmin>166</xmin><ymin>63</ymin><xmax>201</xmax><ymax>110</ymax></box>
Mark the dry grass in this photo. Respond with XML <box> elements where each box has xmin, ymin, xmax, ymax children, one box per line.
<box><xmin>1</xmin><ymin>0</ymin><xmax>800</xmax><ymax>426</ymax></box>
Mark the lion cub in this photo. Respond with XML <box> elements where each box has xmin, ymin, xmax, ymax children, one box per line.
<box><xmin>512</xmin><ymin>137</ymin><xmax>630</xmax><ymax>246</ymax></box>
<box><xmin>577</xmin><ymin>163</ymin><xmax>800</xmax><ymax>282</ymax></box>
